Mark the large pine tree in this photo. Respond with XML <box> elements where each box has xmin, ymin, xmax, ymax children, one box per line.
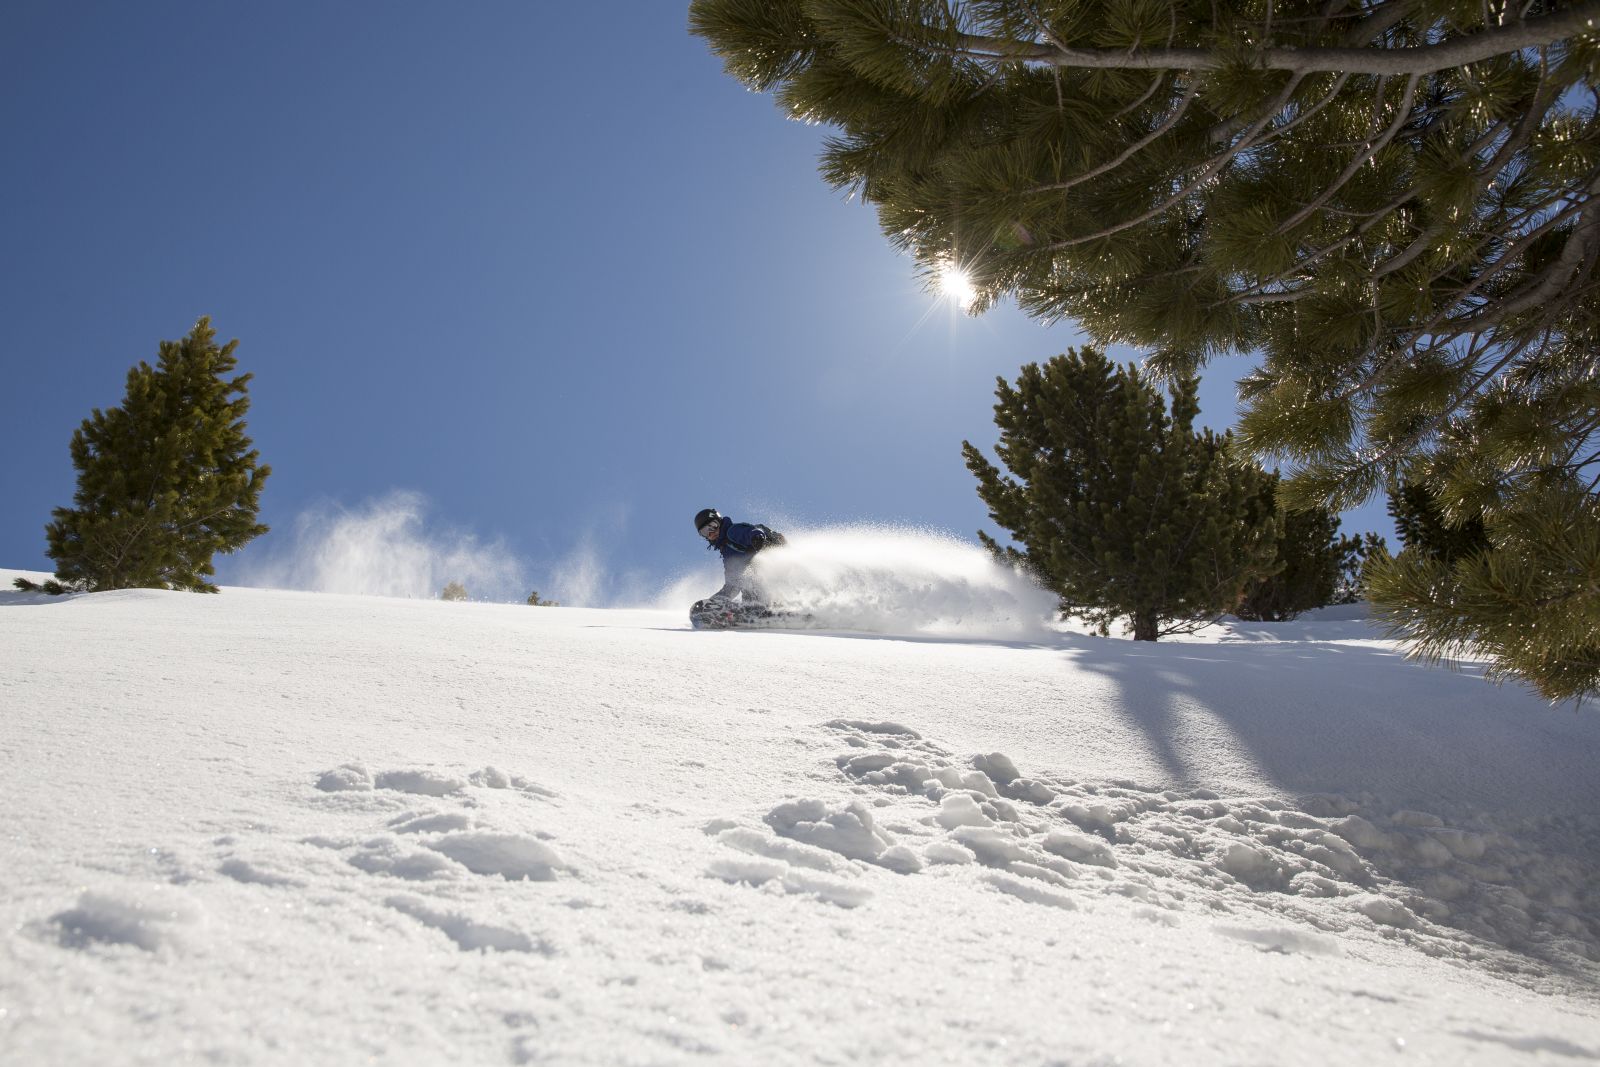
<box><xmin>21</xmin><ymin>317</ymin><xmax>271</xmax><ymax>594</ymax></box>
<box><xmin>963</xmin><ymin>347</ymin><xmax>1277</xmax><ymax>639</ymax></box>
<box><xmin>692</xmin><ymin>0</ymin><xmax>1600</xmax><ymax>697</ymax></box>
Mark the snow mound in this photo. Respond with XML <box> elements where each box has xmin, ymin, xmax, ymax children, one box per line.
<box><xmin>372</xmin><ymin>768</ymin><xmax>468</xmax><ymax>796</ymax></box>
<box><xmin>745</xmin><ymin>525</ymin><xmax>1057</xmax><ymax>638</ymax></box>
<box><xmin>764</xmin><ymin>797</ymin><xmax>920</xmax><ymax>871</ymax></box>
<box><xmin>815</xmin><ymin>716</ymin><xmax>1600</xmax><ymax>990</ymax></box>
<box><xmin>385</xmin><ymin>895</ymin><xmax>545</xmax><ymax>953</ymax></box>
<box><xmin>49</xmin><ymin>888</ymin><xmax>202</xmax><ymax>952</ymax></box>
<box><xmin>426</xmin><ymin>831</ymin><xmax>567</xmax><ymax>881</ymax></box>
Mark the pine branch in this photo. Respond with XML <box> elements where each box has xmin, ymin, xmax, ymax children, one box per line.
<box><xmin>1446</xmin><ymin>191</ymin><xmax>1600</xmax><ymax>330</ymax></box>
<box><xmin>1249</xmin><ymin>71</ymin><xmax>1355</xmax><ymax>147</ymax></box>
<box><xmin>952</xmin><ymin>2</ymin><xmax>1600</xmax><ymax>76</ymax></box>
<box><xmin>1223</xmin><ymin>183</ymin><xmax>1425</xmax><ymax>305</ymax></box>
<box><xmin>1347</xmin><ymin>329</ymin><xmax>1541</xmax><ymax>474</ymax></box>
<box><xmin>1025</xmin><ymin>79</ymin><xmax>1200</xmax><ymax>197</ymax></box>
<box><xmin>1277</xmin><ymin>74</ymin><xmax>1422</xmax><ymax>235</ymax></box>
<box><xmin>1320</xmin><ymin>191</ymin><xmax>1596</xmax><ymax>411</ymax></box>
<box><xmin>1043</xmin><ymin>76</ymin><xmax>1308</xmax><ymax>250</ymax></box>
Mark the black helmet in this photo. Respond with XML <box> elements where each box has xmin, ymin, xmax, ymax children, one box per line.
<box><xmin>693</xmin><ymin>508</ymin><xmax>721</xmax><ymax>532</ymax></box>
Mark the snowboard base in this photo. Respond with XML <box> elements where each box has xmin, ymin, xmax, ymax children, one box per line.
<box><xmin>690</xmin><ymin>599</ymin><xmax>813</xmax><ymax>631</ymax></box>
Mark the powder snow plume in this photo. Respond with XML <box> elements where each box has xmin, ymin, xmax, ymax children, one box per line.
<box><xmin>232</xmin><ymin>490</ymin><xmax>524</xmax><ymax>601</ymax></box>
<box><xmin>744</xmin><ymin>525</ymin><xmax>1058</xmax><ymax>638</ymax></box>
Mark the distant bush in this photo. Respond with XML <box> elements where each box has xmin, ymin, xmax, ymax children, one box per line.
<box><xmin>13</xmin><ymin>577</ymin><xmax>71</xmax><ymax>595</ymax></box>
<box><xmin>526</xmin><ymin>591</ymin><xmax>559</xmax><ymax>606</ymax></box>
<box><xmin>440</xmin><ymin>581</ymin><xmax>468</xmax><ymax>602</ymax></box>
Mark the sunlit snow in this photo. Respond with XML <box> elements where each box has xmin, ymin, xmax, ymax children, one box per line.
<box><xmin>2</xmin><ymin>560</ymin><xmax>1597</xmax><ymax>1065</ymax></box>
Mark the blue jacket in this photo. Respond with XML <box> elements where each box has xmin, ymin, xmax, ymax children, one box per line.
<box><xmin>708</xmin><ymin>520</ymin><xmax>780</xmax><ymax>593</ymax></box>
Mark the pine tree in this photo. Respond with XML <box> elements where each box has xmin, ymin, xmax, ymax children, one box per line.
<box><xmin>441</xmin><ymin>581</ymin><xmax>469</xmax><ymax>602</ymax></box>
<box><xmin>1234</xmin><ymin>473</ymin><xmax>1384</xmax><ymax>620</ymax></box>
<box><xmin>1365</xmin><ymin>477</ymin><xmax>1597</xmax><ymax>701</ymax></box>
<box><xmin>1235</xmin><ymin>475</ymin><xmax>1346</xmax><ymax>622</ymax></box>
<box><xmin>691</xmin><ymin>0</ymin><xmax>1600</xmax><ymax>696</ymax></box>
<box><xmin>1334</xmin><ymin>532</ymin><xmax>1389</xmax><ymax>605</ymax></box>
<box><xmin>1364</xmin><ymin>483</ymin><xmax>1600</xmax><ymax>702</ymax></box>
<box><xmin>17</xmin><ymin>318</ymin><xmax>270</xmax><ymax>594</ymax></box>
<box><xmin>963</xmin><ymin>347</ymin><xmax>1278</xmax><ymax>639</ymax></box>
<box><xmin>1387</xmin><ymin>480</ymin><xmax>1491</xmax><ymax>564</ymax></box>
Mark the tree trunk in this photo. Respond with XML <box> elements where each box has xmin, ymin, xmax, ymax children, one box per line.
<box><xmin>1132</xmin><ymin>610</ymin><xmax>1160</xmax><ymax>642</ymax></box>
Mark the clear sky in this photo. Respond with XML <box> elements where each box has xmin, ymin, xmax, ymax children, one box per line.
<box><xmin>1</xmin><ymin>2</ymin><xmax>1393</xmax><ymax>603</ymax></box>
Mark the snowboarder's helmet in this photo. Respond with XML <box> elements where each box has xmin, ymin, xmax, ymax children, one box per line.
<box><xmin>693</xmin><ymin>508</ymin><xmax>721</xmax><ymax>533</ymax></box>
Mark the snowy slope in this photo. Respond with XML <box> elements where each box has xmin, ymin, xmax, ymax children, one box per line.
<box><xmin>2</xmin><ymin>568</ymin><xmax>1598</xmax><ymax>1065</ymax></box>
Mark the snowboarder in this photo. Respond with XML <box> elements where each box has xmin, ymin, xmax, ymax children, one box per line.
<box><xmin>690</xmin><ymin>507</ymin><xmax>788</xmax><ymax>628</ymax></box>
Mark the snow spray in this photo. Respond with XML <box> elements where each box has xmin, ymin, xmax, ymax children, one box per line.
<box><xmin>234</xmin><ymin>491</ymin><xmax>525</xmax><ymax>600</ymax></box>
<box><xmin>743</xmin><ymin>525</ymin><xmax>1058</xmax><ymax>638</ymax></box>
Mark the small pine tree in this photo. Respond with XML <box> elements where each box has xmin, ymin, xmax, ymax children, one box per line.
<box><xmin>1333</xmin><ymin>533</ymin><xmax>1388</xmax><ymax>606</ymax></box>
<box><xmin>16</xmin><ymin>317</ymin><xmax>270</xmax><ymax>594</ymax></box>
<box><xmin>1235</xmin><ymin>501</ymin><xmax>1339</xmax><ymax>623</ymax></box>
<box><xmin>525</xmin><ymin>591</ymin><xmax>559</xmax><ymax>607</ymax></box>
<box><xmin>1387</xmin><ymin>481</ymin><xmax>1491</xmax><ymax>564</ymax></box>
<box><xmin>1234</xmin><ymin>473</ymin><xmax>1379</xmax><ymax>621</ymax></box>
<box><xmin>441</xmin><ymin>581</ymin><xmax>469</xmax><ymax>602</ymax></box>
<box><xmin>963</xmin><ymin>347</ymin><xmax>1277</xmax><ymax>640</ymax></box>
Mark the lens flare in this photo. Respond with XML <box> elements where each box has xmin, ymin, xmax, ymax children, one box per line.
<box><xmin>938</xmin><ymin>263</ymin><xmax>977</xmax><ymax>309</ymax></box>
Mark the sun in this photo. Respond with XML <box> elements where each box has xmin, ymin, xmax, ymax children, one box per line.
<box><xmin>938</xmin><ymin>263</ymin><xmax>977</xmax><ymax>310</ymax></box>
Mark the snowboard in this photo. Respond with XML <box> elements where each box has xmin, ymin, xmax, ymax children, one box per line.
<box><xmin>690</xmin><ymin>598</ymin><xmax>814</xmax><ymax>631</ymax></box>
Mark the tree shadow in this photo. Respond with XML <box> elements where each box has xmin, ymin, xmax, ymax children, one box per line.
<box><xmin>1063</xmin><ymin>630</ymin><xmax>1600</xmax><ymax>993</ymax></box>
<box><xmin>0</xmin><ymin>589</ymin><xmax>78</xmax><ymax>608</ymax></box>
<box><xmin>1452</xmin><ymin>1030</ymin><xmax>1597</xmax><ymax>1060</ymax></box>
<box><xmin>1056</xmin><ymin>631</ymin><xmax>1594</xmax><ymax>817</ymax></box>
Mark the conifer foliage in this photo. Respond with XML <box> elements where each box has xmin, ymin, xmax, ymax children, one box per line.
<box><xmin>691</xmin><ymin>0</ymin><xmax>1600</xmax><ymax>696</ymax></box>
<box><xmin>1367</xmin><ymin>480</ymin><xmax>1598</xmax><ymax>702</ymax></box>
<box><xmin>1234</xmin><ymin>481</ymin><xmax>1344</xmax><ymax>622</ymax></box>
<box><xmin>18</xmin><ymin>318</ymin><xmax>271</xmax><ymax>595</ymax></box>
<box><xmin>1233</xmin><ymin>476</ymin><xmax>1377</xmax><ymax>621</ymax></box>
<box><xmin>963</xmin><ymin>348</ymin><xmax>1278</xmax><ymax>640</ymax></box>
<box><xmin>1386</xmin><ymin>480</ymin><xmax>1491</xmax><ymax>564</ymax></box>
<box><xmin>1336</xmin><ymin>532</ymin><xmax>1389</xmax><ymax>605</ymax></box>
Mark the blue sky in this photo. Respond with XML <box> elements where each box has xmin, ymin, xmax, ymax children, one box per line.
<box><xmin>1</xmin><ymin>2</ymin><xmax>1392</xmax><ymax>603</ymax></box>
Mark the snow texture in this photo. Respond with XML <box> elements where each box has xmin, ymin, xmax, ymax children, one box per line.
<box><xmin>2</xmin><ymin>566</ymin><xmax>1599</xmax><ymax>1065</ymax></box>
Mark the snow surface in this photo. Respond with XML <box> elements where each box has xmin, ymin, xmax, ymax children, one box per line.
<box><xmin>2</xmin><ymin>561</ymin><xmax>1598</xmax><ymax>1066</ymax></box>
